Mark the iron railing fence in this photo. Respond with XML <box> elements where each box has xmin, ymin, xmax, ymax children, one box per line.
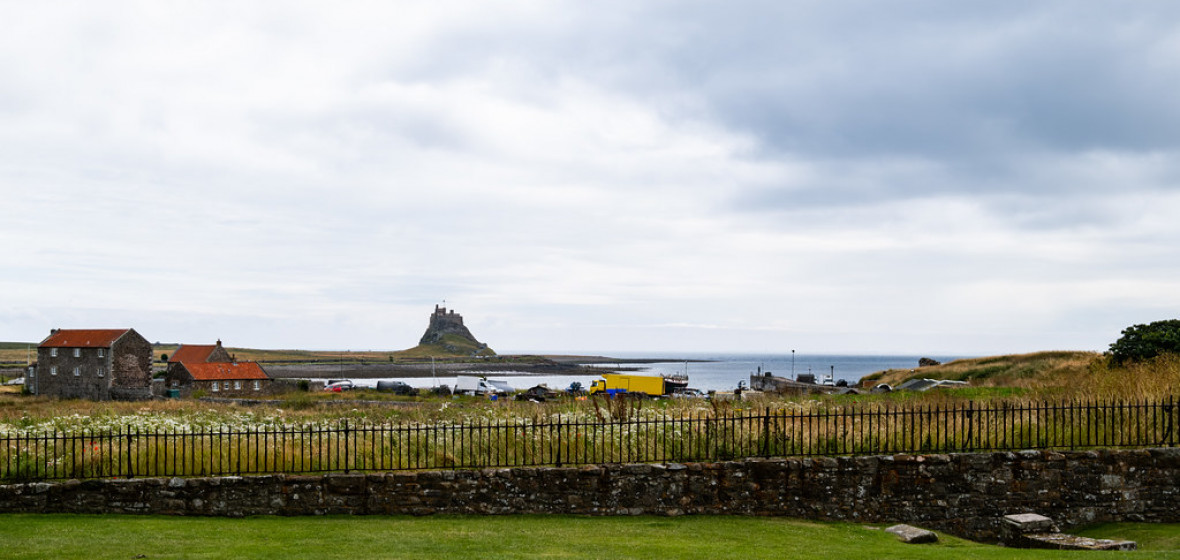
<box><xmin>2</xmin><ymin>397</ymin><xmax>1175</xmax><ymax>482</ymax></box>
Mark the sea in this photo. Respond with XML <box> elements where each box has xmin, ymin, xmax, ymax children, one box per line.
<box><xmin>346</xmin><ymin>353</ymin><xmax>970</xmax><ymax>393</ymax></box>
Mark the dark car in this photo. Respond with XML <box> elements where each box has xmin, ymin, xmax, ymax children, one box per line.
<box><xmin>376</xmin><ymin>380</ymin><xmax>417</xmax><ymax>395</ymax></box>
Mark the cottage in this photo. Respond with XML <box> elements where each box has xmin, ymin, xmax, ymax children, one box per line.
<box><xmin>31</xmin><ymin>328</ymin><xmax>153</xmax><ymax>400</ymax></box>
<box><xmin>165</xmin><ymin>361</ymin><xmax>271</xmax><ymax>397</ymax></box>
<box><xmin>168</xmin><ymin>339</ymin><xmax>233</xmax><ymax>366</ymax></box>
<box><xmin>165</xmin><ymin>339</ymin><xmax>233</xmax><ymax>383</ymax></box>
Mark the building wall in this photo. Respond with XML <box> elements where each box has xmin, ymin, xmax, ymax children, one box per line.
<box><xmin>110</xmin><ymin>331</ymin><xmax>152</xmax><ymax>391</ymax></box>
<box><xmin>3</xmin><ymin>449</ymin><xmax>1179</xmax><ymax>541</ymax></box>
<box><xmin>35</xmin><ymin>330</ymin><xmax>153</xmax><ymax>400</ymax></box>
<box><xmin>207</xmin><ymin>345</ymin><xmax>233</xmax><ymax>363</ymax></box>
<box><xmin>161</xmin><ymin>368</ymin><xmax>193</xmax><ymax>393</ymax></box>
<box><xmin>33</xmin><ymin>346</ymin><xmax>111</xmax><ymax>400</ymax></box>
<box><xmin>163</xmin><ymin>363</ymin><xmax>270</xmax><ymax>397</ymax></box>
<box><xmin>201</xmin><ymin>378</ymin><xmax>269</xmax><ymax>397</ymax></box>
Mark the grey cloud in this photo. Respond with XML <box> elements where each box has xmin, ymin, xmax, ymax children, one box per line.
<box><xmin>4</xmin><ymin>1</ymin><xmax>1180</xmax><ymax>353</ymax></box>
<box><xmin>641</xmin><ymin>2</ymin><xmax>1180</xmax><ymax>157</ymax></box>
<box><xmin>370</xmin><ymin>0</ymin><xmax>1180</xmax><ymax>217</ymax></box>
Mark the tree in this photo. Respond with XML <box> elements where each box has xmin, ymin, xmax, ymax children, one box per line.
<box><xmin>1108</xmin><ymin>319</ymin><xmax>1180</xmax><ymax>366</ymax></box>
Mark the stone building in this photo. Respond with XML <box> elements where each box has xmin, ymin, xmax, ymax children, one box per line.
<box><xmin>167</xmin><ymin>340</ymin><xmax>233</xmax><ymax>368</ymax></box>
<box><xmin>163</xmin><ymin>339</ymin><xmax>270</xmax><ymax>397</ymax></box>
<box><xmin>31</xmin><ymin>328</ymin><xmax>153</xmax><ymax>400</ymax></box>
<box><xmin>165</xmin><ymin>361</ymin><xmax>271</xmax><ymax>397</ymax></box>
<box><xmin>419</xmin><ymin>305</ymin><xmax>482</xmax><ymax>346</ymax></box>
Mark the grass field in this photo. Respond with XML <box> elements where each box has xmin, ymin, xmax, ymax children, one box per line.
<box><xmin>0</xmin><ymin>515</ymin><xmax>1176</xmax><ymax>560</ymax></box>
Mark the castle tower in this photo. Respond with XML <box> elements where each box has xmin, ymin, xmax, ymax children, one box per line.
<box><xmin>419</xmin><ymin>305</ymin><xmax>481</xmax><ymax>346</ymax></box>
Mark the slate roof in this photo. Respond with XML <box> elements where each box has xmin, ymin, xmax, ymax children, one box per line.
<box><xmin>169</xmin><ymin>344</ymin><xmax>218</xmax><ymax>364</ymax></box>
<box><xmin>39</xmin><ymin>329</ymin><xmax>130</xmax><ymax>348</ymax></box>
<box><xmin>182</xmin><ymin>362</ymin><xmax>269</xmax><ymax>381</ymax></box>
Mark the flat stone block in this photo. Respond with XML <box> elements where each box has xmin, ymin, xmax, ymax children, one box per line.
<box><xmin>1024</xmin><ymin>533</ymin><xmax>1137</xmax><ymax>551</ymax></box>
<box><xmin>1002</xmin><ymin>513</ymin><xmax>1058</xmax><ymax>533</ymax></box>
<box><xmin>885</xmin><ymin>524</ymin><xmax>938</xmax><ymax>544</ymax></box>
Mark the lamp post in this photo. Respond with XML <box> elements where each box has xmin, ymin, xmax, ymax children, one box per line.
<box><xmin>791</xmin><ymin>349</ymin><xmax>795</xmax><ymax>380</ymax></box>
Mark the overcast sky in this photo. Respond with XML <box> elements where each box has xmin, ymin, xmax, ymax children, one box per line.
<box><xmin>3</xmin><ymin>1</ymin><xmax>1179</xmax><ymax>356</ymax></box>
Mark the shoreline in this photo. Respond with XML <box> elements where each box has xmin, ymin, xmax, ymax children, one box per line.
<box><xmin>262</xmin><ymin>361</ymin><xmax>609</xmax><ymax>380</ymax></box>
<box><xmin>260</xmin><ymin>356</ymin><xmax>713</xmax><ymax>380</ymax></box>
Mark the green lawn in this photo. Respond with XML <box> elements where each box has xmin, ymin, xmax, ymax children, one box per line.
<box><xmin>0</xmin><ymin>515</ymin><xmax>1176</xmax><ymax>560</ymax></box>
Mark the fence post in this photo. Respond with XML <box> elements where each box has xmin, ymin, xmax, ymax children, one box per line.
<box><xmin>963</xmin><ymin>401</ymin><xmax>974</xmax><ymax>452</ymax></box>
<box><xmin>127</xmin><ymin>424</ymin><xmax>136</xmax><ymax>479</ymax></box>
<box><xmin>344</xmin><ymin>419</ymin><xmax>351</xmax><ymax>474</ymax></box>
<box><xmin>555</xmin><ymin>415</ymin><xmax>563</xmax><ymax>467</ymax></box>
<box><xmin>1164</xmin><ymin>396</ymin><xmax>1175</xmax><ymax>448</ymax></box>
<box><xmin>1161</xmin><ymin>396</ymin><xmax>1170</xmax><ymax>450</ymax></box>
<box><xmin>764</xmin><ymin>407</ymin><xmax>774</xmax><ymax>459</ymax></box>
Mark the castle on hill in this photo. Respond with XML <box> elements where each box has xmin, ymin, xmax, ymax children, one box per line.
<box><xmin>419</xmin><ymin>305</ymin><xmax>482</xmax><ymax>346</ymax></box>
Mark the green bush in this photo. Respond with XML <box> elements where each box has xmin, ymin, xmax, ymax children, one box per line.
<box><xmin>1109</xmin><ymin>319</ymin><xmax>1180</xmax><ymax>366</ymax></box>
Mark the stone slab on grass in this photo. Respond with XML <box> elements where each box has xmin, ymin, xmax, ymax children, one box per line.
<box><xmin>1002</xmin><ymin>513</ymin><xmax>1058</xmax><ymax>533</ymax></box>
<box><xmin>886</xmin><ymin>524</ymin><xmax>938</xmax><ymax>544</ymax></box>
<box><xmin>1024</xmin><ymin>533</ymin><xmax>1137</xmax><ymax>551</ymax></box>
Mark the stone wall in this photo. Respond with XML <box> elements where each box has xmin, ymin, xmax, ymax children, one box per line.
<box><xmin>110</xmin><ymin>331</ymin><xmax>153</xmax><ymax>392</ymax></box>
<box><xmin>32</xmin><ymin>346</ymin><xmax>109</xmax><ymax>399</ymax></box>
<box><xmin>3</xmin><ymin>448</ymin><xmax>1179</xmax><ymax>541</ymax></box>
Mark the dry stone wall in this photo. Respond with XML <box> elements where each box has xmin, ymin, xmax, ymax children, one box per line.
<box><xmin>3</xmin><ymin>448</ymin><xmax>1179</xmax><ymax>541</ymax></box>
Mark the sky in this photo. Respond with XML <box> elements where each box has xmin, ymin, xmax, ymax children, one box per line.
<box><xmin>3</xmin><ymin>1</ymin><xmax>1179</xmax><ymax>356</ymax></box>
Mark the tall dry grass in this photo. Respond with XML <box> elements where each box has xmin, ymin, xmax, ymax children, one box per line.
<box><xmin>3</xmin><ymin>352</ymin><xmax>1178</xmax><ymax>434</ymax></box>
<box><xmin>1056</xmin><ymin>353</ymin><xmax>1180</xmax><ymax>401</ymax></box>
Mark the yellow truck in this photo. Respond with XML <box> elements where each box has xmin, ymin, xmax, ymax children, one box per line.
<box><xmin>588</xmin><ymin>373</ymin><xmax>687</xmax><ymax>397</ymax></box>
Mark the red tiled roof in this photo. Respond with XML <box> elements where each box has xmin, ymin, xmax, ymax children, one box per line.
<box><xmin>39</xmin><ymin>329</ymin><xmax>130</xmax><ymax>348</ymax></box>
<box><xmin>169</xmin><ymin>345</ymin><xmax>217</xmax><ymax>363</ymax></box>
<box><xmin>183</xmin><ymin>362</ymin><xmax>269</xmax><ymax>381</ymax></box>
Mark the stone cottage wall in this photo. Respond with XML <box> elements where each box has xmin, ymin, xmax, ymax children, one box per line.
<box><xmin>33</xmin><ymin>346</ymin><xmax>109</xmax><ymax>399</ymax></box>
<box><xmin>3</xmin><ymin>448</ymin><xmax>1179</xmax><ymax>541</ymax></box>
<box><xmin>110</xmin><ymin>331</ymin><xmax>153</xmax><ymax>393</ymax></box>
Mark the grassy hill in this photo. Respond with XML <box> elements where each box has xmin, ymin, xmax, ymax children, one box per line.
<box><xmin>853</xmin><ymin>350</ymin><xmax>1180</xmax><ymax>401</ymax></box>
<box><xmin>395</xmin><ymin>334</ymin><xmax>496</xmax><ymax>359</ymax></box>
<box><xmin>859</xmin><ymin>351</ymin><xmax>1102</xmax><ymax>389</ymax></box>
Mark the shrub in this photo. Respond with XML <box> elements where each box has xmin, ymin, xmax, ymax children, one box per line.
<box><xmin>1109</xmin><ymin>319</ymin><xmax>1180</xmax><ymax>366</ymax></box>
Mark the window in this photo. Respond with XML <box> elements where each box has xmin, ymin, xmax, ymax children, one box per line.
<box><xmin>253</xmin><ymin>380</ymin><xmax>261</xmax><ymax>391</ymax></box>
<box><xmin>50</xmin><ymin>348</ymin><xmax>57</xmax><ymax>357</ymax></box>
<box><xmin>223</xmin><ymin>381</ymin><xmax>230</xmax><ymax>391</ymax></box>
<box><xmin>97</xmin><ymin>367</ymin><xmax>105</xmax><ymax>377</ymax></box>
<box><xmin>98</xmin><ymin>348</ymin><xmax>105</xmax><ymax>358</ymax></box>
<box><xmin>171</xmin><ymin>380</ymin><xmax>179</xmax><ymax>388</ymax></box>
<box><xmin>73</xmin><ymin>367</ymin><xmax>80</xmax><ymax>376</ymax></box>
<box><xmin>211</xmin><ymin>382</ymin><xmax>219</xmax><ymax>392</ymax></box>
<box><xmin>73</xmin><ymin>348</ymin><xmax>81</xmax><ymax>358</ymax></box>
<box><xmin>50</xmin><ymin>366</ymin><xmax>58</xmax><ymax>376</ymax></box>
<box><xmin>233</xmin><ymin>380</ymin><xmax>241</xmax><ymax>390</ymax></box>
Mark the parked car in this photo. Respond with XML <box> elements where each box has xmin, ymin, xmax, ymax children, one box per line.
<box><xmin>376</xmin><ymin>380</ymin><xmax>417</xmax><ymax>395</ymax></box>
<box><xmin>323</xmin><ymin>380</ymin><xmax>355</xmax><ymax>392</ymax></box>
<box><xmin>515</xmin><ymin>384</ymin><xmax>558</xmax><ymax>402</ymax></box>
